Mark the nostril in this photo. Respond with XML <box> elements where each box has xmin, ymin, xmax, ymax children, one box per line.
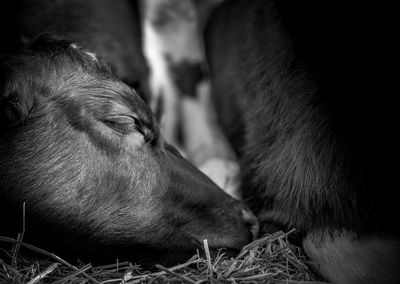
<box><xmin>241</xmin><ymin>209</ymin><xmax>260</xmax><ymax>240</ymax></box>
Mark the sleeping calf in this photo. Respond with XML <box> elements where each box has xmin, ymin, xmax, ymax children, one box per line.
<box><xmin>0</xmin><ymin>0</ymin><xmax>258</xmax><ymax>265</ymax></box>
<box><xmin>205</xmin><ymin>0</ymin><xmax>399</xmax><ymax>283</ymax></box>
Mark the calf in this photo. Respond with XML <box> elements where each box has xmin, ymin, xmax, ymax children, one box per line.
<box><xmin>0</xmin><ymin>0</ymin><xmax>258</xmax><ymax>265</ymax></box>
<box><xmin>205</xmin><ymin>0</ymin><xmax>399</xmax><ymax>283</ymax></box>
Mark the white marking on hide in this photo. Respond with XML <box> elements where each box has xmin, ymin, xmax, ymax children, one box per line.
<box><xmin>141</xmin><ymin>0</ymin><xmax>180</xmax><ymax>144</ymax></box>
<box><xmin>83</xmin><ymin>50</ymin><xmax>98</xmax><ymax>62</ymax></box>
<box><xmin>70</xmin><ymin>43</ymin><xmax>98</xmax><ymax>61</ymax></box>
<box><xmin>140</xmin><ymin>0</ymin><xmax>204</xmax><ymax>145</ymax></box>
<box><xmin>144</xmin><ymin>0</ymin><xmax>203</xmax><ymax>63</ymax></box>
<box><xmin>140</xmin><ymin>0</ymin><xmax>241</xmax><ymax>198</ymax></box>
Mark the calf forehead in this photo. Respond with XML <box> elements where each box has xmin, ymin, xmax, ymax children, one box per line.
<box><xmin>61</xmin><ymin>83</ymin><xmax>153</xmax><ymax>123</ymax></box>
<box><xmin>4</xmin><ymin>35</ymin><xmax>114</xmax><ymax>92</ymax></box>
<box><xmin>33</xmin><ymin>37</ymin><xmax>148</xmax><ymax>111</ymax></box>
<box><xmin>2</xmin><ymin>36</ymin><xmax>155</xmax><ymax>139</ymax></box>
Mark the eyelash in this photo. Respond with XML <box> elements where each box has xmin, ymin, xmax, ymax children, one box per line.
<box><xmin>101</xmin><ymin>115</ymin><xmax>153</xmax><ymax>144</ymax></box>
<box><xmin>102</xmin><ymin>116</ymin><xmax>138</xmax><ymax>135</ymax></box>
<box><xmin>103</xmin><ymin>119</ymin><xmax>135</xmax><ymax>134</ymax></box>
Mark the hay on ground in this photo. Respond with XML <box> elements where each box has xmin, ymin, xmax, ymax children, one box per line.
<box><xmin>0</xmin><ymin>229</ymin><xmax>327</xmax><ymax>283</ymax></box>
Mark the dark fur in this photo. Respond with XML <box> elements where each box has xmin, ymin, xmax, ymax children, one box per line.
<box><xmin>1</xmin><ymin>0</ymin><xmax>149</xmax><ymax>101</ymax></box>
<box><xmin>205</xmin><ymin>0</ymin><xmax>399</xmax><ymax>282</ymax></box>
<box><xmin>0</xmin><ymin>1</ymin><xmax>256</xmax><ymax>265</ymax></box>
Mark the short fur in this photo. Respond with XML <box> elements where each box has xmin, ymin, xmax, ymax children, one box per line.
<box><xmin>205</xmin><ymin>0</ymin><xmax>399</xmax><ymax>282</ymax></box>
<box><xmin>1</xmin><ymin>0</ymin><xmax>149</xmax><ymax>101</ymax></box>
<box><xmin>0</xmin><ymin>1</ymin><xmax>258</xmax><ymax>265</ymax></box>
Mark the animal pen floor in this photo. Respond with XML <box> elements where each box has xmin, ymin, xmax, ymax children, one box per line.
<box><xmin>0</xmin><ymin>230</ymin><xmax>327</xmax><ymax>283</ymax></box>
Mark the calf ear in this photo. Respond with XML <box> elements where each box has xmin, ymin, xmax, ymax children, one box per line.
<box><xmin>0</xmin><ymin>62</ymin><xmax>36</xmax><ymax>131</ymax></box>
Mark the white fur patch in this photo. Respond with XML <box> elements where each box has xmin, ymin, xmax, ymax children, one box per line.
<box><xmin>70</xmin><ymin>43</ymin><xmax>98</xmax><ymax>61</ymax></box>
<box><xmin>141</xmin><ymin>1</ymin><xmax>180</xmax><ymax>144</ymax></box>
<box><xmin>83</xmin><ymin>50</ymin><xmax>98</xmax><ymax>61</ymax></box>
<box><xmin>140</xmin><ymin>0</ymin><xmax>241</xmax><ymax>198</ymax></box>
<box><xmin>140</xmin><ymin>0</ymin><xmax>205</xmax><ymax>145</ymax></box>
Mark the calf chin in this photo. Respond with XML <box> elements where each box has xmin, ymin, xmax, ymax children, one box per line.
<box><xmin>303</xmin><ymin>230</ymin><xmax>400</xmax><ymax>284</ymax></box>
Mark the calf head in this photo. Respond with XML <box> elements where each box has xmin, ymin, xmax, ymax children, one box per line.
<box><xmin>0</xmin><ymin>34</ymin><xmax>257</xmax><ymax>265</ymax></box>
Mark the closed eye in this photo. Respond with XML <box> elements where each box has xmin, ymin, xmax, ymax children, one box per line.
<box><xmin>101</xmin><ymin>115</ymin><xmax>140</xmax><ymax>135</ymax></box>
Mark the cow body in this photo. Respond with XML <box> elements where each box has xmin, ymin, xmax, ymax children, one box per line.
<box><xmin>205</xmin><ymin>0</ymin><xmax>399</xmax><ymax>282</ymax></box>
<box><xmin>0</xmin><ymin>0</ymin><xmax>258</xmax><ymax>265</ymax></box>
